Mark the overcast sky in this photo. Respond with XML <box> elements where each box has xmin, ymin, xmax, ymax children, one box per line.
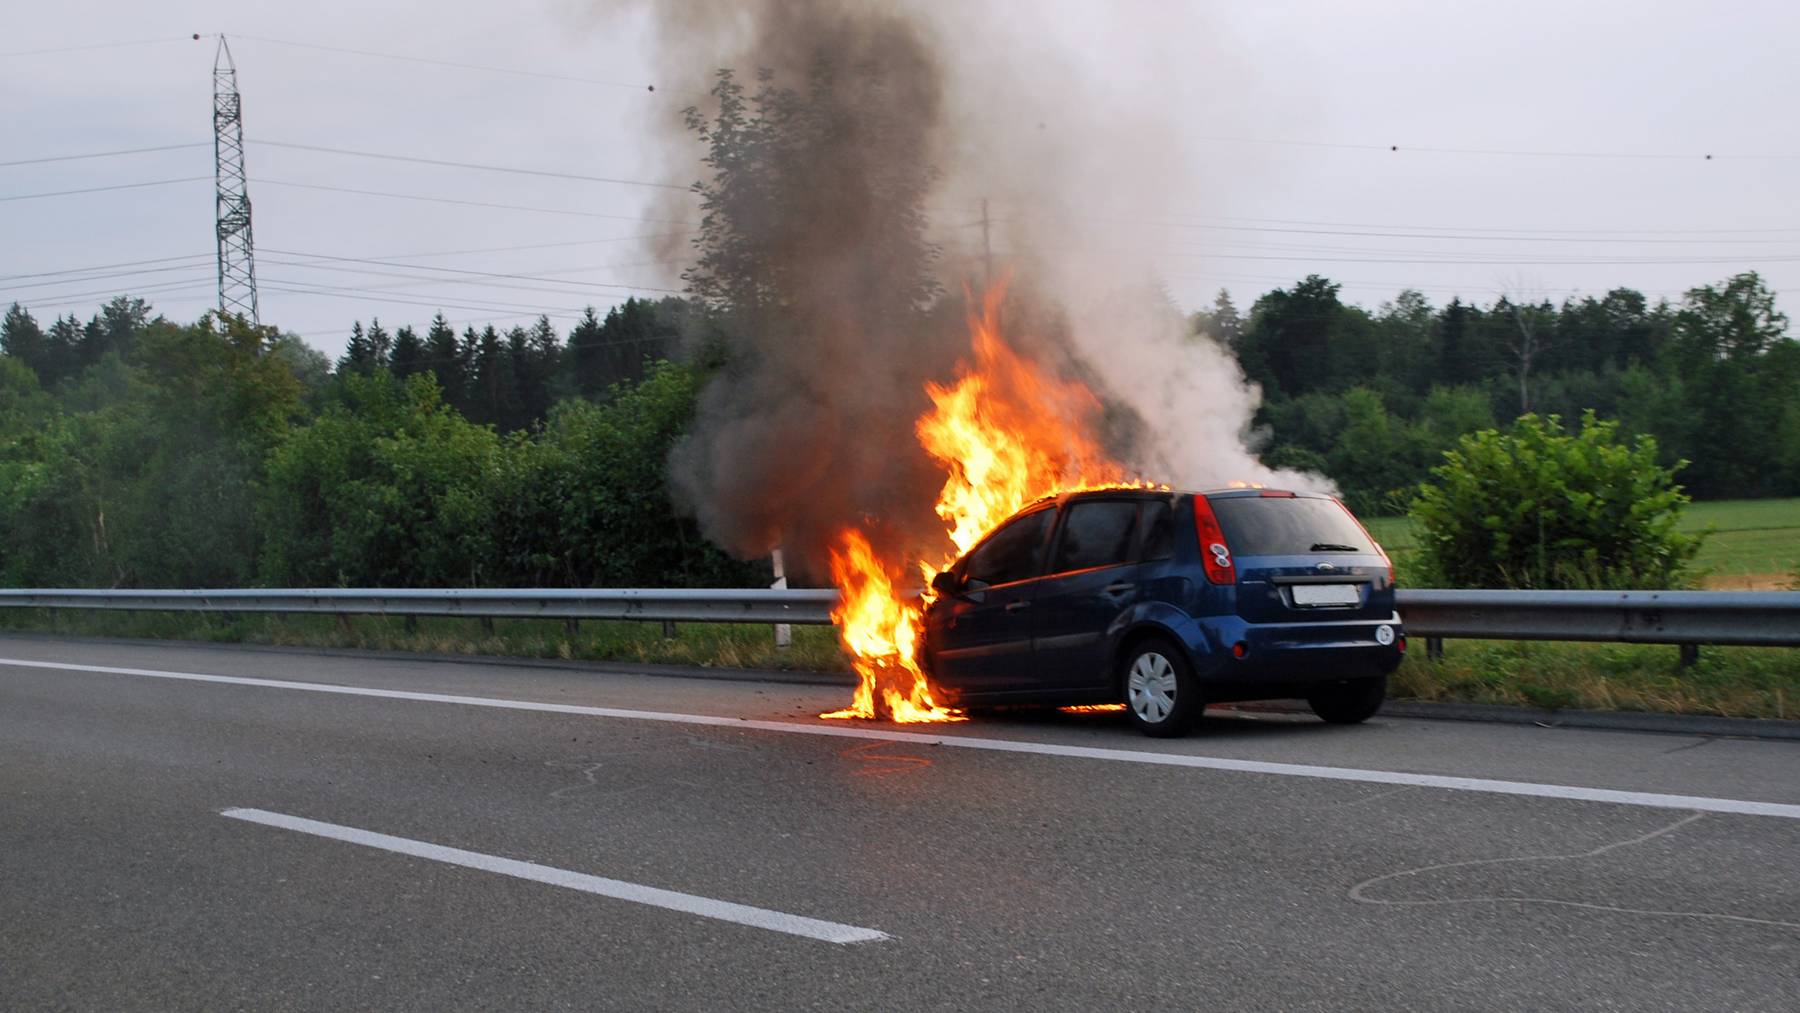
<box><xmin>5</xmin><ymin>0</ymin><xmax>1797</xmax><ymax>360</ymax></box>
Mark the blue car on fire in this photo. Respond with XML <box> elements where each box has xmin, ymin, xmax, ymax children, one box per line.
<box><xmin>921</xmin><ymin>487</ymin><xmax>1405</xmax><ymax>736</ymax></box>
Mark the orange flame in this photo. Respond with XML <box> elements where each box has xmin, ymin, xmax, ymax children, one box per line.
<box><xmin>823</xmin><ymin>281</ymin><xmax>1145</xmax><ymax>722</ymax></box>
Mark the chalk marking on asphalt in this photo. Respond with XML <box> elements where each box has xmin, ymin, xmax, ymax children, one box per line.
<box><xmin>219</xmin><ymin>807</ymin><xmax>889</xmax><ymax>945</ymax></box>
<box><xmin>7</xmin><ymin>655</ymin><xmax>1800</xmax><ymax>821</ymax></box>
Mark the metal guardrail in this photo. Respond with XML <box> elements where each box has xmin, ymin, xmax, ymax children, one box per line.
<box><xmin>0</xmin><ymin>588</ymin><xmax>842</xmax><ymax>625</ymax></box>
<box><xmin>1395</xmin><ymin>589</ymin><xmax>1800</xmax><ymax>648</ymax></box>
<box><xmin>0</xmin><ymin>587</ymin><xmax>1796</xmax><ymax>647</ymax></box>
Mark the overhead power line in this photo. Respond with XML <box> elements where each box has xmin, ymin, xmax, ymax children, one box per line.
<box><xmin>0</xmin><ymin>176</ymin><xmax>211</xmax><ymax>203</ymax></box>
<box><xmin>1188</xmin><ymin>134</ymin><xmax>1800</xmax><ymax>161</ymax></box>
<box><xmin>0</xmin><ymin>252</ymin><xmax>213</xmax><ymax>283</ymax></box>
<box><xmin>258</xmin><ymin>177</ymin><xmax>698</xmax><ymax>226</ymax></box>
<box><xmin>1016</xmin><ymin>211</ymin><xmax>1800</xmax><ymax>247</ymax></box>
<box><xmin>225</xmin><ymin>33</ymin><xmax>654</xmax><ymax>91</ymax></box>
<box><xmin>263</xmin><ymin>247</ymin><xmax>683</xmax><ymax>294</ymax></box>
<box><xmin>0</xmin><ymin>37</ymin><xmax>197</xmax><ymax>58</ymax></box>
<box><xmin>248</xmin><ymin>139</ymin><xmax>691</xmax><ymax>192</ymax></box>
<box><xmin>0</xmin><ymin>258</ymin><xmax>221</xmax><ymax>295</ymax></box>
<box><xmin>0</xmin><ymin>142</ymin><xmax>210</xmax><ymax>169</ymax></box>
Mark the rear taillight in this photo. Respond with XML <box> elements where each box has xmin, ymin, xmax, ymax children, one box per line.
<box><xmin>1191</xmin><ymin>495</ymin><xmax>1237</xmax><ymax>585</ymax></box>
<box><xmin>1335</xmin><ymin>498</ymin><xmax>1394</xmax><ymax>585</ymax></box>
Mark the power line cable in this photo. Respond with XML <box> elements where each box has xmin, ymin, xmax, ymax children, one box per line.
<box><xmin>263</xmin><ymin>247</ymin><xmax>684</xmax><ymax>294</ymax></box>
<box><xmin>261</xmin><ymin>256</ymin><xmax>680</xmax><ymax>302</ymax></box>
<box><xmin>1013</xmin><ymin>211</ymin><xmax>1800</xmax><ymax>247</ymax></box>
<box><xmin>0</xmin><ymin>142</ymin><xmax>210</xmax><ymax>169</ymax></box>
<box><xmin>258</xmin><ymin>177</ymin><xmax>699</xmax><ymax>226</ymax></box>
<box><xmin>1186</xmin><ymin>134</ymin><xmax>1799</xmax><ymax>161</ymax></box>
<box><xmin>249</xmin><ymin>139</ymin><xmax>692</xmax><ymax>192</ymax></box>
<box><xmin>0</xmin><ymin>176</ymin><xmax>211</xmax><ymax>203</ymax></box>
<box><xmin>0</xmin><ymin>259</ymin><xmax>222</xmax><ymax>295</ymax></box>
<box><xmin>0</xmin><ymin>37</ymin><xmax>196</xmax><ymax>58</ymax></box>
<box><xmin>225</xmin><ymin>33</ymin><xmax>654</xmax><ymax>91</ymax></box>
<box><xmin>260</xmin><ymin>281</ymin><xmax>591</xmax><ymax>319</ymax></box>
<box><xmin>0</xmin><ymin>253</ymin><xmax>213</xmax><ymax>283</ymax></box>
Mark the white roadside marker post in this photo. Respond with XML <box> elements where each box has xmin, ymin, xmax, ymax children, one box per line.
<box><xmin>772</xmin><ymin>548</ymin><xmax>792</xmax><ymax>649</ymax></box>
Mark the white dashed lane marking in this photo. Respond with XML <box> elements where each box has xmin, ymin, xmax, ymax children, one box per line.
<box><xmin>220</xmin><ymin>808</ymin><xmax>890</xmax><ymax>944</ymax></box>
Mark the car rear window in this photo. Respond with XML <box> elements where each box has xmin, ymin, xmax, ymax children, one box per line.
<box><xmin>1208</xmin><ymin>496</ymin><xmax>1373</xmax><ymax>556</ymax></box>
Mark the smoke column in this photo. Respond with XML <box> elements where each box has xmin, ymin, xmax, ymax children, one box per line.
<box><xmin>608</xmin><ymin>0</ymin><xmax>1327</xmax><ymax>578</ymax></box>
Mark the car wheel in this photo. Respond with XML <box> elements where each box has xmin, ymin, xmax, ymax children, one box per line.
<box><xmin>1306</xmin><ymin>675</ymin><xmax>1387</xmax><ymax>724</ymax></box>
<box><xmin>1122</xmin><ymin>638</ymin><xmax>1201</xmax><ymax>737</ymax></box>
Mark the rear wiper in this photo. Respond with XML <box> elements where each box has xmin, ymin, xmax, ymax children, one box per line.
<box><xmin>1309</xmin><ymin>543</ymin><xmax>1362</xmax><ymax>552</ymax></box>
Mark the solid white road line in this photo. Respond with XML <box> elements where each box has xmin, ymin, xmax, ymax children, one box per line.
<box><xmin>7</xmin><ymin>655</ymin><xmax>1800</xmax><ymax>821</ymax></box>
<box><xmin>220</xmin><ymin>807</ymin><xmax>889</xmax><ymax>944</ymax></box>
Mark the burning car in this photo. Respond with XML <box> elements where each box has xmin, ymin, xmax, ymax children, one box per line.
<box><xmin>918</xmin><ymin>487</ymin><xmax>1405</xmax><ymax>736</ymax></box>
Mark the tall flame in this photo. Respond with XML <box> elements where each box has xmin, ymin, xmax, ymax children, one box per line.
<box><xmin>823</xmin><ymin>281</ymin><xmax>1140</xmax><ymax>721</ymax></box>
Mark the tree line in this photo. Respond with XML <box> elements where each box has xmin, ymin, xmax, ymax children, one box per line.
<box><xmin>3</xmin><ymin>266</ymin><xmax>1793</xmax><ymax>589</ymax></box>
<box><xmin>0</xmin><ymin>296</ymin><xmax>761</xmax><ymax>589</ymax></box>
<box><xmin>1200</xmin><ymin>271</ymin><xmax>1800</xmax><ymax>513</ymax></box>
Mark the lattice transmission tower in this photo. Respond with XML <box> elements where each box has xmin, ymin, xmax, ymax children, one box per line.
<box><xmin>212</xmin><ymin>36</ymin><xmax>259</xmax><ymax>325</ymax></box>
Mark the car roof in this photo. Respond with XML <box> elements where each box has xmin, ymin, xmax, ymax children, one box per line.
<box><xmin>1058</xmin><ymin>486</ymin><xmax>1332</xmax><ymax>503</ymax></box>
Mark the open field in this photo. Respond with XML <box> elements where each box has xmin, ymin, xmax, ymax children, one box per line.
<box><xmin>1366</xmin><ymin>497</ymin><xmax>1800</xmax><ymax>589</ymax></box>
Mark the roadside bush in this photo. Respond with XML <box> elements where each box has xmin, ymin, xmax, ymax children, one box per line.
<box><xmin>1408</xmin><ymin>411</ymin><xmax>1703</xmax><ymax>589</ymax></box>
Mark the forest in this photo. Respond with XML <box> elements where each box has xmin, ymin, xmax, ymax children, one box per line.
<box><xmin>2</xmin><ymin>267</ymin><xmax>1794</xmax><ymax>589</ymax></box>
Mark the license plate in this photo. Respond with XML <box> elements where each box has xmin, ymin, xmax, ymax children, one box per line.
<box><xmin>1292</xmin><ymin>583</ymin><xmax>1360</xmax><ymax>607</ymax></box>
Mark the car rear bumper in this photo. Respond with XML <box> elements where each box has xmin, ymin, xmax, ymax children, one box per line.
<box><xmin>1191</xmin><ymin>612</ymin><xmax>1405</xmax><ymax>685</ymax></box>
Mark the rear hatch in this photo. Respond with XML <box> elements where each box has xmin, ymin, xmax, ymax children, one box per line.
<box><xmin>1204</xmin><ymin>491</ymin><xmax>1394</xmax><ymax>622</ymax></box>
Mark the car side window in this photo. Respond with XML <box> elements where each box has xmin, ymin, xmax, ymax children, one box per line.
<box><xmin>965</xmin><ymin>508</ymin><xmax>1054</xmax><ymax>587</ymax></box>
<box><xmin>1139</xmin><ymin>500</ymin><xmax>1174</xmax><ymax>560</ymax></box>
<box><xmin>1051</xmin><ymin>500</ymin><xmax>1140</xmax><ymax>574</ymax></box>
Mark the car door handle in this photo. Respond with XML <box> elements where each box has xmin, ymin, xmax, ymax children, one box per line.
<box><xmin>1103</xmin><ymin>582</ymin><xmax>1136</xmax><ymax>594</ymax></box>
<box><xmin>1004</xmin><ymin>601</ymin><xmax>1031</xmax><ymax>612</ymax></box>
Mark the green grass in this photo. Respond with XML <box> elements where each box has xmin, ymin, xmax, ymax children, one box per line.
<box><xmin>1392</xmin><ymin>639</ymin><xmax>1800</xmax><ymax>720</ymax></box>
<box><xmin>1366</xmin><ymin>497</ymin><xmax>1800</xmax><ymax>589</ymax></box>
<box><xmin>0</xmin><ymin>609</ymin><xmax>851</xmax><ymax>675</ymax></box>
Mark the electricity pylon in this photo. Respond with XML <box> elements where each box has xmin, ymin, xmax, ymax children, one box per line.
<box><xmin>212</xmin><ymin>36</ymin><xmax>259</xmax><ymax>325</ymax></box>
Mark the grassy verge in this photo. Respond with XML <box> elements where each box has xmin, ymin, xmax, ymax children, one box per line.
<box><xmin>0</xmin><ymin>609</ymin><xmax>850</xmax><ymax>675</ymax></box>
<box><xmin>4</xmin><ymin>609</ymin><xmax>1796</xmax><ymax>721</ymax></box>
<box><xmin>1393</xmin><ymin>639</ymin><xmax>1798</xmax><ymax>720</ymax></box>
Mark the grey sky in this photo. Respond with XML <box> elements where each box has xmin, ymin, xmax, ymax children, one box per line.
<box><xmin>4</xmin><ymin>0</ymin><xmax>1796</xmax><ymax>360</ymax></box>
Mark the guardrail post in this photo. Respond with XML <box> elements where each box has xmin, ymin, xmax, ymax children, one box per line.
<box><xmin>403</xmin><ymin>614</ymin><xmax>418</xmax><ymax>635</ymax></box>
<box><xmin>565</xmin><ymin>618</ymin><xmax>579</xmax><ymax>638</ymax></box>
<box><xmin>1679</xmin><ymin>643</ymin><xmax>1700</xmax><ymax>667</ymax></box>
<box><xmin>662</xmin><ymin>620</ymin><xmax>678</xmax><ymax>639</ymax></box>
<box><xmin>1426</xmin><ymin>636</ymin><xmax>1445</xmax><ymax>661</ymax></box>
<box><xmin>479</xmin><ymin>616</ymin><xmax>495</xmax><ymax>635</ymax></box>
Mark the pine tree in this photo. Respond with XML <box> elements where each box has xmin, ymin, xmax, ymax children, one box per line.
<box><xmin>1</xmin><ymin>303</ymin><xmax>48</xmax><ymax>377</ymax></box>
<box><xmin>337</xmin><ymin>321</ymin><xmax>378</xmax><ymax>375</ymax></box>
<box><xmin>390</xmin><ymin>325</ymin><xmax>425</xmax><ymax>378</ymax></box>
<box><xmin>565</xmin><ymin>306</ymin><xmax>605</xmax><ymax>398</ymax></box>
<box><xmin>43</xmin><ymin>314</ymin><xmax>83</xmax><ymax>385</ymax></box>
<box><xmin>424</xmin><ymin>314</ymin><xmax>464</xmax><ymax>402</ymax></box>
<box><xmin>469</xmin><ymin>325</ymin><xmax>517</xmax><ymax>427</ymax></box>
<box><xmin>511</xmin><ymin>315</ymin><xmax>561</xmax><ymax>424</ymax></box>
<box><xmin>366</xmin><ymin>318</ymin><xmax>393</xmax><ymax>368</ymax></box>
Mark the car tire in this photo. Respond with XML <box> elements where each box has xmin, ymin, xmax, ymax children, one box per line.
<box><xmin>1306</xmin><ymin>675</ymin><xmax>1387</xmax><ymax>724</ymax></box>
<box><xmin>1122</xmin><ymin>638</ymin><xmax>1202</xmax><ymax>737</ymax></box>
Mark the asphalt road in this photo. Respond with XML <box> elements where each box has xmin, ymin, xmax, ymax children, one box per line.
<box><xmin>2</xmin><ymin>634</ymin><xmax>1797</xmax><ymax>1011</ymax></box>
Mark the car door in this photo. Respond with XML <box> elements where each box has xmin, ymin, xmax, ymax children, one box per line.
<box><xmin>1029</xmin><ymin>498</ymin><xmax>1148</xmax><ymax>689</ymax></box>
<box><xmin>925</xmin><ymin>505</ymin><xmax>1057</xmax><ymax>696</ymax></box>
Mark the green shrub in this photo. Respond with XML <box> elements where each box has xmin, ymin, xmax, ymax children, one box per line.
<box><xmin>1409</xmin><ymin>411</ymin><xmax>1703</xmax><ymax>589</ymax></box>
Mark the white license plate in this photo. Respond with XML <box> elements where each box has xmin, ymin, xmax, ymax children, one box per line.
<box><xmin>1292</xmin><ymin>583</ymin><xmax>1360</xmax><ymax>607</ymax></box>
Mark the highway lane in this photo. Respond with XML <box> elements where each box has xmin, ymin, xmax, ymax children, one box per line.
<box><xmin>2</xmin><ymin>635</ymin><xmax>1797</xmax><ymax>1011</ymax></box>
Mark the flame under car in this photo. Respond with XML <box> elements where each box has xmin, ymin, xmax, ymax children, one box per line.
<box><xmin>920</xmin><ymin>487</ymin><xmax>1405</xmax><ymax>736</ymax></box>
